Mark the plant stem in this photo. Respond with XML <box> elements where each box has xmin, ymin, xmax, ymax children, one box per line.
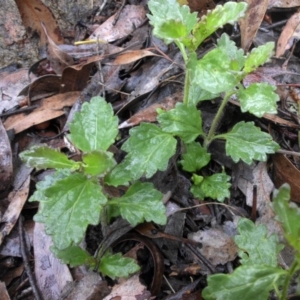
<box><xmin>280</xmin><ymin>260</ymin><xmax>299</xmax><ymax>300</ymax></box>
<box><xmin>205</xmin><ymin>91</ymin><xmax>233</xmax><ymax>146</ymax></box>
<box><xmin>183</xmin><ymin>69</ymin><xmax>190</xmax><ymax>105</ymax></box>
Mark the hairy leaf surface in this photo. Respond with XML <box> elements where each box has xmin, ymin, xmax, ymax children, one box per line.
<box><xmin>147</xmin><ymin>0</ymin><xmax>198</xmax><ymax>44</ymax></box>
<box><xmin>109</xmin><ymin>182</ymin><xmax>166</xmax><ymax>226</ymax></box>
<box><xmin>82</xmin><ymin>150</ymin><xmax>116</xmax><ymax>176</ymax></box>
<box><xmin>216</xmin><ymin>122</ymin><xmax>279</xmax><ymax>164</ymax></box>
<box><xmin>20</xmin><ymin>146</ymin><xmax>80</xmax><ymax>170</ymax></box>
<box><xmin>272</xmin><ymin>184</ymin><xmax>300</xmax><ymax>252</ymax></box>
<box><xmin>202</xmin><ymin>265</ymin><xmax>286</xmax><ymax>300</ymax></box>
<box><xmin>35</xmin><ymin>173</ymin><xmax>107</xmax><ymax>249</ymax></box>
<box><xmin>99</xmin><ymin>251</ymin><xmax>140</xmax><ymax>279</ymax></box>
<box><xmin>234</xmin><ymin>218</ymin><xmax>283</xmax><ymax>267</ymax></box>
<box><xmin>244</xmin><ymin>42</ymin><xmax>274</xmax><ymax>73</ymax></box>
<box><xmin>180</xmin><ymin>142</ymin><xmax>211</xmax><ymax>172</ymax></box>
<box><xmin>51</xmin><ymin>245</ymin><xmax>96</xmax><ymax>267</ymax></box>
<box><xmin>191</xmin><ymin>2</ymin><xmax>247</xmax><ymax>50</ymax></box>
<box><xmin>237</xmin><ymin>83</ymin><xmax>279</xmax><ymax>117</ymax></box>
<box><xmin>68</xmin><ymin>97</ymin><xmax>118</xmax><ymax>152</ymax></box>
<box><xmin>158</xmin><ymin>103</ymin><xmax>203</xmax><ymax>142</ymax></box>
<box><xmin>191</xmin><ymin>172</ymin><xmax>231</xmax><ymax>202</ymax></box>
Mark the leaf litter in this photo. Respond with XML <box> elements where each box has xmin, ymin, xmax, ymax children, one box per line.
<box><xmin>1</xmin><ymin>0</ymin><xmax>300</xmax><ymax>299</ymax></box>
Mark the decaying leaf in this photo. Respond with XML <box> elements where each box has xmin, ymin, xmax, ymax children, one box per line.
<box><xmin>88</xmin><ymin>5</ymin><xmax>147</xmax><ymax>43</ymax></box>
<box><xmin>15</xmin><ymin>0</ymin><xmax>63</xmax><ymax>46</ymax></box>
<box><xmin>41</xmin><ymin>23</ymin><xmax>75</xmax><ymax>74</ymax></box>
<box><xmin>268</xmin><ymin>0</ymin><xmax>300</xmax><ymax>8</ymax></box>
<box><xmin>276</xmin><ymin>12</ymin><xmax>300</xmax><ymax>57</ymax></box>
<box><xmin>0</xmin><ymin>119</ymin><xmax>13</xmax><ymax>193</ymax></box>
<box><xmin>273</xmin><ymin>153</ymin><xmax>300</xmax><ymax>203</ymax></box>
<box><xmin>4</xmin><ymin>91</ymin><xmax>80</xmax><ymax>133</ymax></box>
<box><xmin>239</xmin><ymin>0</ymin><xmax>269</xmax><ymax>52</ymax></box>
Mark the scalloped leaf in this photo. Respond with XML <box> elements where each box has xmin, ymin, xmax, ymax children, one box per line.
<box><xmin>216</xmin><ymin>121</ymin><xmax>279</xmax><ymax>164</ymax></box>
<box><xmin>191</xmin><ymin>2</ymin><xmax>247</xmax><ymax>50</ymax></box>
<box><xmin>272</xmin><ymin>184</ymin><xmax>300</xmax><ymax>252</ymax></box>
<box><xmin>147</xmin><ymin>0</ymin><xmax>198</xmax><ymax>44</ymax></box>
<box><xmin>20</xmin><ymin>146</ymin><xmax>80</xmax><ymax>170</ymax></box>
<box><xmin>191</xmin><ymin>172</ymin><xmax>231</xmax><ymax>202</ymax></box>
<box><xmin>234</xmin><ymin>218</ymin><xmax>283</xmax><ymax>267</ymax></box>
<box><xmin>82</xmin><ymin>150</ymin><xmax>116</xmax><ymax>176</ymax></box>
<box><xmin>51</xmin><ymin>245</ymin><xmax>96</xmax><ymax>268</ymax></box>
<box><xmin>99</xmin><ymin>251</ymin><xmax>140</xmax><ymax>279</ymax></box>
<box><xmin>68</xmin><ymin>96</ymin><xmax>118</xmax><ymax>152</ymax></box>
<box><xmin>237</xmin><ymin>83</ymin><xmax>279</xmax><ymax>117</ymax></box>
<box><xmin>180</xmin><ymin>142</ymin><xmax>211</xmax><ymax>172</ymax></box>
<box><xmin>106</xmin><ymin>123</ymin><xmax>177</xmax><ymax>186</ymax></box>
<box><xmin>158</xmin><ymin>103</ymin><xmax>203</xmax><ymax>143</ymax></box>
<box><xmin>34</xmin><ymin>172</ymin><xmax>107</xmax><ymax>249</ymax></box>
<box><xmin>109</xmin><ymin>181</ymin><xmax>166</xmax><ymax>226</ymax></box>
<box><xmin>202</xmin><ymin>265</ymin><xmax>287</xmax><ymax>300</ymax></box>
<box><xmin>243</xmin><ymin>42</ymin><xmax>274</xmax><ymax>74</ymax></box>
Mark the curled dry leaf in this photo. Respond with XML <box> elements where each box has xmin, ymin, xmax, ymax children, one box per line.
<box><xmin>41</xmin><ymin>23</ymin><xmax>75</xmax><ymax>75</ymax></box>
<box><xmin>276</xmin><ymin>12</ymin><xmax>300</xmax><ymax>57</ymax></box>
<box><xmin>15</xmin><ymin>0</ymin><xmax>63</xmax><ymax>46</ymax></box>
<box><xmin>110</xmin><ymin>49</ymin><xmax>158</xmax><ymax>65</ymax></box>
<box><xmin>239</xmin><ymin>0</ymin><xmax>269</xmax><ymax>52</ymax></box>
<box><xmin>88</xmin><ymin>5</ymin><xmax>147</xmax><ymax>43</ymax></box>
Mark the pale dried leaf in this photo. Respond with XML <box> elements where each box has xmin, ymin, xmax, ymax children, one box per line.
<box><xmin>88</xmin><ymin>5</ymin><xmax>147</xmax><ymax>43</ymax></box>
<box><xmin>269</xmin><ymin>0</ymin><xmax>300</xmax><ymax>8</ymax></box>
<box><xmin>276</xmin><ymin>12</ymin><xmax>300</xmax><ymax>57</ymax></box>
<box><xmin>239</xmin><ymin>0</ymin><xmax>269</xmax><ymax>52</ymax></box>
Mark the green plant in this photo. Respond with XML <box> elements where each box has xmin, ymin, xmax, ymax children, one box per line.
<box><xmin>203</xmin><ymin>184</ymin><xmax>300</xmax><ymax>300</ymax></box>
<box><xmin>20</xmin><ymin>0</ymin><xmax>281</xmax><ymax>285</ymax></box>
<box><xmin>20</xmin><ymin>97</ymin><xmax>167</xmax><ymax>278</ymax></box>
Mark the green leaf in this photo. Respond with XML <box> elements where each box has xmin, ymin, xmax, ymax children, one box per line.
<box><xmin>202</xmin><ymin>265</ymin><xmax>287</xmax><ymax>300</ymax></box>
<box><xmin>99</xmin><ymin>251</ymin><xmax>140</xmax><ymax>279</ymax></box>
<box><xmin>217</xmin><ymin>33</ymin><xmax>246</xmax><ymax>71</ymax></box>
<box><xmin>243</xmin><ymin>42</ymin><xmax>274</xmax><ymax>74</ymax></box>
<box><xmin>191</xmin><ymin>47</ymin><xmax>239</xmax><ymax>93</ymax></box>
<box><xmin>82</xmin><ymin>150</ymin><xmax>116</xmax><ymax>176</ymax></box>
<box><xmin>234</xmin><ymin>218</ymin><xmax>283</xmax><ymax>267</ymax></box>
<box><xmin>158</xmin><ymin>103</ymin><xmax>203</xmax><ymax>143</ymax></box>
<box><xmin>237</xmin><ymin>83</ymin><xmax>279</xmax><ymax>117</ymax></box>
<box><xmin>109</xmin><ymin>181</ymin><xmax>167</xmax><ymax>226</ymax></box>
<box><xmin>272</xmin><ymin>184</ymin><xmax>300</xmax><ymax>252</ymax></box>
<box><xmin>147</xmin><ymin>0</ymin><xmax>198</xmax><ymax>44</ymax></box>
<box><xmin>191</xmin><ymin>172</ymin><xmax>231</xmax><ymax>202</ymax></box>
<box><xmin>107</xmin><ymin>123</ymin><xmax>177</xmax><ymax>185</ymax></box>
<box><xmin>34</xmin><ymin>172</ymin><xmax>107</xmax><ymax>249</ymax></box>
<box><xmin>180</xmin><ymin>142</ymin><xmax>211</xmax><ymax>172</ymax></box>
<box><xmin>216</xmin><ymin>121</ymin><xmax>279</xmax><ymax>164</ymax></box>
<box><xmin>191</xmin><ymin>2</ymin><xmax>247</xmax><ymax>50</ymax></box>
<box><xmin>68</xmin><ymin>96</ymin><xmax>118</xmax><ymax>152</ymax></box>
<box><xmin>20</xmin><ymin>146</ymin><xmax>80</xmax><ymax>170</ymax></box>
<box><xmin>51</xmin><ymin>245</ymin><xmax>96</xmax><ymax>268</ymax></box>
<box><xmin>188</xmin><ymin>80</ymin><xmax>219</xmax><ymax>105</ymax></box>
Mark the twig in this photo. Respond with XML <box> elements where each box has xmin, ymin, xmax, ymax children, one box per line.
<box><xmin>18</xmin><ymin>216</ymin><xmax>43</xmax><ymax>300</ymax></box>
<box><xmin>112</xmin><ymin>0</ymin><xmax>126</xmax><ymax>26</ymax></box>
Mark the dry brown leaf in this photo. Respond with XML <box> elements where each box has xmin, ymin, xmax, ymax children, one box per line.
<box><xmin>0</xmin><ymin>282</ymin><xmax>10</xmax><ymax>300</ymax></box>
<box><xmin>34</xmin><ymin>222</ymin><xmax>73</xmax><ymax>300</ymax></box>
<box><xmin>0</xmin><ymin>176</ymin><xmax>30</xmax><ymax>246</ymax></box>
<box><xmin>239</xmin><ymin>0</ymin><xmax>269</xmax><ymax>52</ymax></box>
<box><xmin>110</xmin><ymin>49</ymin><xmax>158</xmax><ymax>65</ymax></box>
<box><xmin>0</xmin><ymin>119</ymin><xmax>12</xmax><ymax>193</ymax></box>
<box><xmin>276</xmin><ymin>12</ymin><xmax>300</xmax><ymax>57</ymax></box>
<box><xmin>41</xmin><ymin>23</ymin><xmax>75</xmax><ymax>74</ymax></box>
<box><xmin>269</xmin><ymin>0</ymin><xmax>300</xmax><ymax>8</ymax></box>
<box><xmin>15</xmin><ymin>0</ymin><xmax>63</xmax><ymax>46</ymax></box>
<box><xmin>273</xmin><ymin>153</ymin><xmax>300</xmax><ymax>203</ymax></box>
<box><xmin>88</xmin><ymin>5</ymin><xmax>147</xmax><ymax>43</ymax></box>
<box><xmin>4</xmin><ymin>91</ymin><xmax>80</xmax><ymax>133</ymax></box>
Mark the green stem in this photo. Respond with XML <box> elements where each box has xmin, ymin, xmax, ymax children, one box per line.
<box><xmin>183</xmin><ymin>69</ymin><xmax>190</xmax><ymax>105</ymax></box>
<box><xmin>280</xmin><ymin>260</ymin><xmax>299</xmax><ymax>300</ymax></box>
<box><xmin>205</xmin><ymin>91</ymin><xmax>233</xmax><ymax>146</ymax></box>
